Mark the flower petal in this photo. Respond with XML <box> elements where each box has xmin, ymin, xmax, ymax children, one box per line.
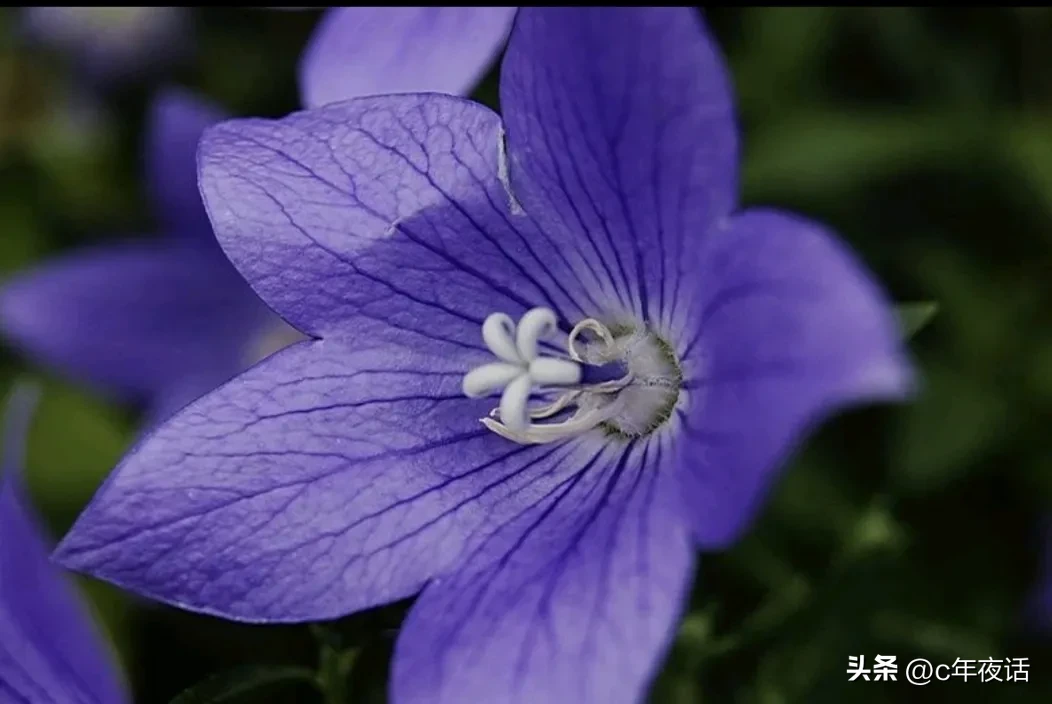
<box><xmin>198</xmin><ymin>93</ymin><xmax>612</xmax><ymax>348</ymax></box>
<box><xmin>676</xmin><ymin>209</ymin><xmax>914</xmax><ymax>547</ymax></box>
<box><xmin>499</xmin><ymin>7</ymin><xmax>738</xmax><ymax>326</ymax></box>
<box><xmin>392</xmin><ymin>435</ymin><xmax>692</xmax><ymax>704</ymax></box>
<box><xmin>147</xmin><ymin>373</ymin><xmax>243</xmax><ymax>430</ymax></box>
<box><xmin>0</xmin><ymin>385</ymin><xmax>127</xmax><ymax>704</ymax></box>
<box><xmin>147</xmin><ymin>88</ymin><xmax>227</xmax><ymax>238</ymax></box>
<box><xmin>299</xmin><ymin>7</ymin><xmax>516</xmax><ymax>109</ymax></box>
<box><xmin>1030</xmin><ymin>519</ymin><xmax>1052</xmax><ymax>629</ymax></box>
<box><xmin>55</xmin><ymin>341</ymin><xmax>594</xmax><ymax>622</ymax></box>
<box><xmin>0</xmin><ymin>241</ymin><xmax>266</xmax><ymax>411</ymax></box>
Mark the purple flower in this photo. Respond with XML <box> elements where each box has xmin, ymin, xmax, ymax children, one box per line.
<box><xmin>21</xmin><ymin>7</ymin><xmax>190</xmax><ymax>84</ymax></box>
<box><xmin>56</xmin><ymin>8</ymin><xmax>913</xmax><ymax>703</ymax></box>
<box><xmin>0</xmin><ymin>89</ymin><xmax>284</xmax><ymax>427</ymax></box>
<box><xmin>300</xmin><ymin>7</ymin><xmax>517</xmax><ymax>108</ymax></box>
<box><xmin>0</xmin><ymin>8</ymin><xmax>517</xmax><ymax>427</ymax></box>
<box><xmin>1028</xmin><ymin>518</ymin><xmax>1052</xmax><ymax>631</ymax></box>
<box><xmin>0</xmin><ymin>384</ymin><xmax>127</xmax><ymax>703</ymax></box>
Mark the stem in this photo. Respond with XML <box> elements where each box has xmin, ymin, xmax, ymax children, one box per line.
<box><xmin>312</xmin><ymin>625</ymin><xmax>358</xmax><ymax>704</ymax></box>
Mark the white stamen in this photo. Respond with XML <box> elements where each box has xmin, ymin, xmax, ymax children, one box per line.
<box><xmin>482</xmin><ymin>313</ymin><xmax>522</xmax><ymax>364</ymax></box>
<box><xmin>522</xmin><ymin>390</ymin><xmax>581</xmax><ymax>420</ymax></box>
<box><xmin>482</xmin><ymin>395</ymin><xmax>625</xmax><ymax>445</ymax></box>
<box><xmin>567</xmin><ymin>318</ymin><xmax>615</xmax><ymax>362</ymax></box>
<box><xmin>464</xmin><ymin>307</ymin><xmax>632</xmax><ymax>444</ymax></box>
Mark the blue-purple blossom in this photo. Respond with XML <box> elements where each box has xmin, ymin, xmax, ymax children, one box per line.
<box><xmin>1029</xmin><ymin>518</ymin><xmax>1052</xmax><ymax>630</ymax></box>
<box><xmin>20</xmin><ymin>7</ymin><xmax>190</xmax><ymax>84</ymax></box>
<box><xmin>0</xmin><ymin>7</ymin><xmax>516</xmax><ymax>427</ymax></box>
<box><xmin>299</xmin><ymin>7</ymin><xmax>517</xmax><ymax>108</ymax></box>
<box><xmin>0</xmin><ymin>385</ymin><xmax>127</xmax><ymax>703</ymax></box>
<box><xmin>56</xmin><ymin>8</ymin><xmax>913</xmax><ymax>703</ymax></box>
<box><xmin>0</xmin><ymin>89</ymin><xmax>284</xmax><ymax>427</ymax></box>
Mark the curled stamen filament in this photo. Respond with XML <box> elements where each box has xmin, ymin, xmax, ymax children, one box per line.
<box><xmin>567</xmin><ymin>318</ymin><xmax>615</xmax><ymax>362</ymax></box>
<box><xmin>482</xmin><ymin>395</ymin><xmax>626</xmax><ymax>445</ymax></box>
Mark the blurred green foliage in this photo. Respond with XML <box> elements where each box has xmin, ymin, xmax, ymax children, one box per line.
<box><xmin>0</xmin><ymin>7</ymin><xmax>1049</xmax><ymax>703</ymax></box>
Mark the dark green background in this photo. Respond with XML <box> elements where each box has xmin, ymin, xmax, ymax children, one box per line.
<box><xmin>0</xmin><ymin>7</ymin><xmax>1049</xmax><ymax>703</ymax></box>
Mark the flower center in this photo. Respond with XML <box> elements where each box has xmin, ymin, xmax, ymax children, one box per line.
<box><xmin>462</xmin><ymin>308</ymin><xmax>682</xmax><ymax>444</ymax></box>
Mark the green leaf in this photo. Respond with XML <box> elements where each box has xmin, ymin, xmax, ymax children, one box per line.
<box><xmin>734</xmin><ymin>8</ymin><xmax>841</xmax><ymax>113</ymax></box>
<box><xmin>840</xmin><ymin>500</ymin><xmax>908</xmax><ymax>559</ymax></box>
<box><xmin>648</xmin><ymin>608</ymin><xmax>715</xmax><ymax>704</ymax></box>
<box><xmin>1004</xmin><ymin>114</ymin><xmax>1052</xmax><ymax>221</ymax></box>
<box><xmin>870</xmin><ymin>612</ymin><xmax>996</xmax><ymax>660</ymax></box>
<box><xmin>892</xmin><ymin>363</ymin><xmax>1009</xmax><ymax>494</ymax></box>
<box><xmin>896</xmin><ymin>302</ymin><xmax>939</xmax><ymax>339</ymax></box>
<box><xmin>743</xmin><ymin>111</ymin><xmax>975</xmax><ymax>199</ymax></box>
<box><xmin>0</xmin><ymin>175</ymin><xmax>48</xmax><ymax>274</ymax></box>
<box><xmin>168</xmin><ymin>665</ymin><xmax>316</xmax><ymax>704</ymax></box>
<box><xmin>315</xmin><ymin>632</ymin><xmax>359</xmax><ymax>704</ymax></box>
<box><xmin>705</xmin><ymin>577</ymin><xmax>811</xmax><ymax>659</ymax></box>
<box><xmin>24</xmin><ymin>377</ymin><xmax>132</xmax><ymax>520</ymax></box>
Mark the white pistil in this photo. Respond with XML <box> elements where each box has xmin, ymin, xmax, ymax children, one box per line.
<box><xmin>462</xmin><ymin>362</ymin><xmax>522</xmax><ymax>398</ymax></box>
<box><xmin>462</xmin><ymin>307</ymin><xmax>631</xmax><ymax>444</ymax></box>
<box><xmin>481</xmin><ymin>313</ymin><xmax>523</xmax><ymax>364</ymax></box>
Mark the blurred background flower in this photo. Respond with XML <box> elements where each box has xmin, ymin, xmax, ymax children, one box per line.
<box><xmin>0</xmin><ymin>6</ymin><xmax>515</xmax><ymax>429</ymax></box>
<box><xmin>0</xmin><ymin>6</ymin><xmax>1049</xmax><ymax>703</ymax></box>
<box><xmin>21</xmin><ymin>7</ymin><xmax>190</xmax><ymax>85</ymax></box>
<box><xmin>0</xmin><ymin>383</ymin><xmax>132</xmax><ymax>704</ymax></box>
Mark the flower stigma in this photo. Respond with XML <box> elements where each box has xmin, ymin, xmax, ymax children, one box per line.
<box><xmin>462</xmin><ymin>307</ymin><xmax>683</xmax><ymax>444</ymax></box>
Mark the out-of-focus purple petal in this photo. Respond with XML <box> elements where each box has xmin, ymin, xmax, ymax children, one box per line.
<box><xmin>198</xmin><ymin>93</ymin><xmax>615</xmax><ymax>347</ymax></box>
<box><xmin>676</xmin><ymin>209</ymin><xmax>914</xmax><ymax>547</ymax></box>
<box><xmin>393</xmin><ymin>436</ymin><xmax>692</xmax><ymax>704</ymax></box>
<box><xmin>299</xmin><ymin>7</ymin><xmax>516</xmax><ymax>108</ymax></box>
<box><xmin>21</xmin><ymin>7</ymin><xmax>189</xmax><ymax>84</ymax></box>
<box><xmin>0</xmin><ymin>384</ymin><xmax>127</xmax><ymax>704</ymax></box>
<box><xmin>0</xmin><ymin>241</ymin><xmax>267</xmax><ymax>412</ymax></box>
<box><xmin>145</xmin><ymin>374</ymin><xmax>237</xmax><ymax>432</ymax></box>
<box><xmin>1028</xmin><ymin>518</ymin><xmax>1052</xmax><ymax>630</ymax></box>
<box><xmin>55</xmin><ymin>341</ymin><xmax>593</xmax><ymax>622</ymax></box>
<box><xmin>499</xmin><ymin>7</ymin><xmax>737</xmax><ymax>328</ymax></box>
<box><xmin>145</xmin><ymin>321</ymin><xmax>306</xmax><ymax>428</ymax></box>
<box><xmin>147</xmin><ymin>88</ymin><xmax>227</xmax><ymax>237</ymax></box>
